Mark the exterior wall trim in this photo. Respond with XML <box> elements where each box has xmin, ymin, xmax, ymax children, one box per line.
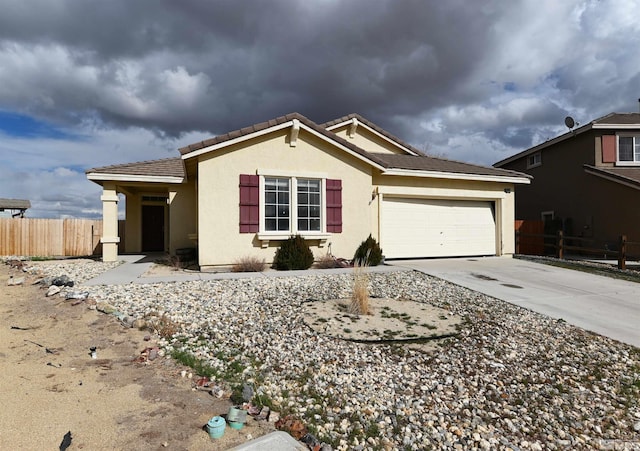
<box><xmin>381</xmin><ymin>169</ymin><xmax>530</xmax><ymax>184</ymax></box>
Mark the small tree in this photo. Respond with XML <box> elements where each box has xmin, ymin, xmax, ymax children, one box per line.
<box><xmin>353</xmin><ymin>235</ymin><xmax>383</xmax><ymax>266</ymax></box>
<box><xmin>272</xmin><ymin>235</ymin><xmax>314</xmax><ymax>270</ymax></box>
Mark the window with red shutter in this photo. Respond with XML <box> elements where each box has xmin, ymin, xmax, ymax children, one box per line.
<box><xmin>239</xmin><ymin>174</ymin><xmax>259</xmax><ymax>233</ymax></box>
<box><xmin>326</xmin><ymin>179</ymin><xmax>342</xmax><ymax>233</ymax></box>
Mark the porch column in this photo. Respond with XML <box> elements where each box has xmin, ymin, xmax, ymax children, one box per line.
<box><xmin>100</xmin><ymin>184</ymin><xmax>120</xmax><ymax>262</ymax></box>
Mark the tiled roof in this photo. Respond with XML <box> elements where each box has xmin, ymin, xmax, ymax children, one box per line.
<box><xmin>86</xmin><ymin>157</ymin><xmax>185</xmax><ymax>178</ymax></box>
<box><xmin>321</xmin><ymin>113</ymin><xmax>424</xmax><ymax>156</ymax></box>
<box><xmin>373</xmin><ymin>153</ymin><xmax>529</xmax><ymax>178</ymax></box>
<box><xmin>584</xmin><ymin>165</ymin><xmax>640</xmax><ymax>188</ymax></box>
<box><xmin>0</xmin><ymin>198</ymin><xmax>30</xmax><ymax>209</ymax></box>
<box><xmin>593</xmin><ymin>113</ymin><xmax>640</xmax><ymax>125</ymax></box>
<box><xmin>88</xmin><ymin>113</ymin><xmax>528</xmax><ymax>181</ymax></box>
<box><xmin>178</xmin><ymin>112</ymin><xmax>390</xmax><ymax>168</ymax></box>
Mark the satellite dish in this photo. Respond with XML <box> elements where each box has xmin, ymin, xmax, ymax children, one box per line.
<box><xmin>564</xmin><ymin>116</ymin><xmax>575</xmax><ymax>129</ymax></box>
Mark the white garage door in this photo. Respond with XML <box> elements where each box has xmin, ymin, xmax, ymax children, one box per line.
<box><xmin>381</xmin><ymin>197</ymin><xmax>496</xmax><ymax>258</ymax></box>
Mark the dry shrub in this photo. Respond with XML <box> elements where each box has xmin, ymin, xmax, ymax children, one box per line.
<box><xmin>349</xmin><ymin>263</ymin><xmax>372</xmax><ymax>316</ymax></box>
<box><xmin>232</xmin><ymin>255</ymin><xmax>266</xmax><ymax>272</ymax></box>
<box><xmin>315</xmin><ymin>254</ymin><xmax>339</xmax><ymax>269</ymax></box>
<box><xmin>153</xmin><ymin>313</ymin><xmax>181</xmax><ymax>338</ymax></box>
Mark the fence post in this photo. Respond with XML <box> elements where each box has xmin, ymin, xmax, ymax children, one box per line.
<box><xmin>557</xmin><ymin>230</ymin><xmax>564</xmax><ymax>259</ymax></box>
<box><xmin>515</xmin><ymin>230</ymin><xmax>520</xmax><ymax>254</ymax></box>
<box><xmin>618</xmin><ymin>235</ymin><xmax>627</xmax><ymax>270</ymax></box>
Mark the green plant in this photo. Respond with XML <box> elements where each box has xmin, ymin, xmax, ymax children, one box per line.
<box><xmin>272</xmin><ymin>235</ymin><xmax>314</xmax><ymax>270</ymax></box>
<box><xmin>232</xmin><ymin>255</ymin><xmax>266</xmax><ymax>272</ymax></box>
<box><xmin>353</xmin><ymin>235</ymin><xmax>383</xmax><ymax>266</ymax></box>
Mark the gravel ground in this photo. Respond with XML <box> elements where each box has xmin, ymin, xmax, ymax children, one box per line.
<box><xmin>22</xmin><ymin>260</ymin><xmax>640</xmax><ymax>450</ymax></box>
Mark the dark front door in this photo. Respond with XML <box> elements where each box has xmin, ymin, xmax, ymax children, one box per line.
<box><xmin>142</xmin><ymin>205</ymin><xmax>165</xmax><ymax>251</ymax></box>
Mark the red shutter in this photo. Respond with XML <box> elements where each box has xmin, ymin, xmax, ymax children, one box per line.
<box><xmin>239</xmin><ymin>174</ymin><xmax>259</xmax><ymax>233</ymax></box>
<box><xmin>602</xmin><ymin>135</ymin><xmax>616</xmax><ymax>163</ymax></box>
<box><xmin>326</xmin><ymin>179</ymin><xmax>342</xmax><ymax>233</ymax></box>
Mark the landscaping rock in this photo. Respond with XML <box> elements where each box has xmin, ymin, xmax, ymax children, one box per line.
<box><xmin>7</xmin><ymin>276</ymin><xmax>25</xmax><ymax>286</ymax></box>
<box><xmin>46</xmin><ymin>285</ymin><xmax>61</xmax><ymax>297</ymax></box>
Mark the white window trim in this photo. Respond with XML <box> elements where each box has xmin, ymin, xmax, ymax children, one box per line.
<box><xmin>526</xmin><ymin>152</ymin><xmax>542</xmax><ymax>169</ymax></box>
<box><xmin>616</xmin><ymin>133</ymin><xmax>640</xmax><ymax>166</ymax></box>
<box><xmin>541</xmin><ymin>211</ymin><xmax>554</xmax><ymax>221</ymax></box>
<box><xmin>257</xmin><ymin>175</ymin><xmax>330</xmax><ymax>248</ymax></box>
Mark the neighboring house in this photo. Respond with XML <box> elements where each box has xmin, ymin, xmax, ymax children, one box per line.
<box><xmin>494</xmin><ymin>112</ymin><xmax>640</xmax><ymax>250</ymax></box>
<box><xmin>0</xmin><ymin>198</ymin><xmax>30</xmax><ymax>218</ymax></box>
<box><xmin>87</xmin><ymin>113</ymin><xmax>530</xmax><ymax>268</ymax></box>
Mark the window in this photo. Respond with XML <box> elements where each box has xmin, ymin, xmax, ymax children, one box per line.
<box><xmin>264</xmin><ymin>177</ymin><xmax>290</xmax><ymax>231</ymax></box>
<box><xmin>239</xmin><ymin>174</ymin><xmax>341</xmax><ymax>237</ymax></box>
<box><xmin>297</xmin><ymin>179</ymin><xmax>321</xmax><ymax>231</ymax></box>
<box><xmin>263</xmin><ymin>176</ymin><xmax>322</xmax><ymax>233</ymax></box>
<box><xmin>527</xmin><ymin>152</ymin><xmax>542</xmax><ymax>168</ymax></box>
<box><xmin>617</xmin><ymin>135</ymin><xmax>640</xmax><ymax>163</ymax></box>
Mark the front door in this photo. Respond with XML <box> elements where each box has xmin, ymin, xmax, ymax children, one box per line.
<box><xmin>142</xmin><ymin>205</ymin><xmax>165</xmax><ymax>251</ymax></box>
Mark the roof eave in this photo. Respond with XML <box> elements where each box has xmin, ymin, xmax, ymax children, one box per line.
<box><xmin>381</xmin><ymin>168</ymin><xmax>531</xmax><ymax>184</ymax></box>
<box><xmin>583</xmin><ymin>165</ymin><xmax>640</xmax><ymax>191</ymax></box>
<box><xmin>86</xmin><ymin>173</ymin><xmax>185</xmax><ymax>184</ymax></box>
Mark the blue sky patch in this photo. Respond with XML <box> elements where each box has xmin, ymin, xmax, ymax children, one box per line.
<box><xmin>0</xmin><ymin>110</ymin><xmax>75</xmax><ymax>140</ymax></box>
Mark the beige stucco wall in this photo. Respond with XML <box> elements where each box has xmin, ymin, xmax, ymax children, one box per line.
<box><xmin>196</xmin><ymin>129</ymin><xmax>374</xmax><ymax>266</ymax></box>
<box><xmin>373</xmin><ymin>173</ymin><xmax>516</xmax><ymax>255</ymax></box>
<box><xmin>331</xmin><ymin>124</ymin><xmax>409</xmax><ymax>155</ymax></box>
<box><xmin>169</xmin><ymin>180</ymin><xmax>197</xmax><ymax>253</ymax></box>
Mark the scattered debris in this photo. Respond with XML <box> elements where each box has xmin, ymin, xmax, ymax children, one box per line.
<box><xmin>59</xmin><ymin>430</ymin><xmax>72</xmax><ymax>451</ymax></box>
<box><xmin>46</xmin><ymin>286</ymin><xmax>61</xmax><ymax>297</ymax></box>
<box><xmin>47</xmin><ymin>362</ymin><xmax>62</xmax><ymax>368</ymax></box>
<box><xmin>301</xmin><ymin>432</ymin><xmax>321</xmax><ymax>450</ymax></box>
<box><xmin>275</xmin><ymin>415</ymin><xmax>307</xmax><ymax>440</ymax></box>
<box><xmin>133</xmin><ymin>347</ymin><xmax>160</xmax><ymax>364</ymax></box>
<box><xmin>90</xmin><ymin>347</ymin><xmax>97</xmax><ymax>359</ymax></box>
<box><xmin>10</xmin><ymin>325</ymin><xmax>30</xmax><ymax>330</ymax></box>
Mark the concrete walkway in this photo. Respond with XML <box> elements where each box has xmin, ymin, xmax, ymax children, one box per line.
<box><xmin>83</xmin><ymin>254</ymin><xmax>402</xmax><ymax>286</ymax></box>
<box><xmin>389</xmin><ymin>256</ymin><xmax>640</xmax><ymax>348</ymax></box>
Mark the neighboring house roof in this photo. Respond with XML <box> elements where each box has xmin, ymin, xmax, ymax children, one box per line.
<box><xmin>584</xmin><ymin>165</ymin><xmax>640</xmax><ymax>190</ymax></box>
<box><xmin>87</xmin><ymin>112</ymin><xmax>529</xmax><ymax>184</ymax></box>
<box><xmin>0</xmin><ymin>198</ymin><xmax>30</xmax><ymax>210</ymax></box>
<box><xmin>86</xmin><ymin>157</ymin><xmax>185</xmax><ymax>183</ymax></box>
<box><xmin>494</xmin><ymin>112</ymin><xmax>640</xmax><ymax>168</ymax></box>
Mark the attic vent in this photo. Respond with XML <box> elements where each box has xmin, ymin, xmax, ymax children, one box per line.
<box><xmin>142</xmin><ymin>196</ymin><xmax>168</xmax><ymax>202</ymax></box>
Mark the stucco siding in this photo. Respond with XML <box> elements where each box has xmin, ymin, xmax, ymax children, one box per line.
<box><xmin>169</xmin><ymin>180</ymin><xmax>197</xmax><ymax>253</ymax></box>
<box><xmin>197</xmin><ymin>129</ymin><xmax>374</xmax><ymax>266</ymax></box>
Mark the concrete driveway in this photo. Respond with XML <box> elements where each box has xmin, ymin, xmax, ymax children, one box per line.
<box><xmin>388</xmin><ymin>256</ymin><xmax>640</xmax><ymax>348</ymax></box>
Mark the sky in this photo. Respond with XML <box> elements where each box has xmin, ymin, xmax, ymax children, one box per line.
<box><xmin>1</xmin><ymin>0</ymin><xmax>639</xmax><ymax>218</ymax></box>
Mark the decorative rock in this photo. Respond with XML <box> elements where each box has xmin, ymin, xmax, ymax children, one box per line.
<box><xmin>96</xmin><ymin>302</ymin><xmax>118</xmax><ymax>314</ymax></box>
<box><xmin>7</xmin><ymin>276</ymin><xmax>25</xmax><ymax>286</ymax></box>
<box><xmin>52</xmin><ymin>275</ymin><xmax>74</xmax><ymax>287</ymax></box>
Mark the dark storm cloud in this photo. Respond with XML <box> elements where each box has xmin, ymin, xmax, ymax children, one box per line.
<box><xmin>0</xmin><ymin>0</ymin><xmax>504</xmax><ymax>137</ymax></box>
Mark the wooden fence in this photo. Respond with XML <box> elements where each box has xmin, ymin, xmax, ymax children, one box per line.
<box><xmin>0</xmin><ymin>218</ymin><xmax>105</xmax><ymax>257</ymax></box>
<box><xmin>515</xmin><ymin>228</ymin><xmax>640</xmax><ymax>270</ymax></box>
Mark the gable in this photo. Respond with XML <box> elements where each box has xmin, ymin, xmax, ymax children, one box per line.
<box><xmin>330</xmin><ymin>122</ymin><xmax>412</xmax><ymax>155</ymax></box>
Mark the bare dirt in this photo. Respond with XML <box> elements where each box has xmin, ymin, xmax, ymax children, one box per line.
<box><xmin>0</xmin><ymin>264</ymin><xmax>274</xmax><ymax>450</ymax></box>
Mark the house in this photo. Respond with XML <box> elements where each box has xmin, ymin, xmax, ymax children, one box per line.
<box><xmin>494</xmin><ymin>112</ymin><xmax>640</xmax><ymax>251</ymax></box>
<box><xmin>86</xmin><ymin>113</ymin><xmax>530</xmax><ymax>268</ymax></box>
<box><xmin>0</xmin><ymin>198</ymin><xmax>30</xmax><ymax>218</ymax></box>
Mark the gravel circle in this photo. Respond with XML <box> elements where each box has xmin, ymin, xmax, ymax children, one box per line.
<box><xmin>29</xmin><ymin>261</ymin><xmax>640</xmax><ymax>450</ymax></box>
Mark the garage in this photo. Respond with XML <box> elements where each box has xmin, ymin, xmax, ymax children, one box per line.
<box><xmin>381</xmin><ymin>197</ymin><xmax>497</xmax><ymax>259</ymax></box>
